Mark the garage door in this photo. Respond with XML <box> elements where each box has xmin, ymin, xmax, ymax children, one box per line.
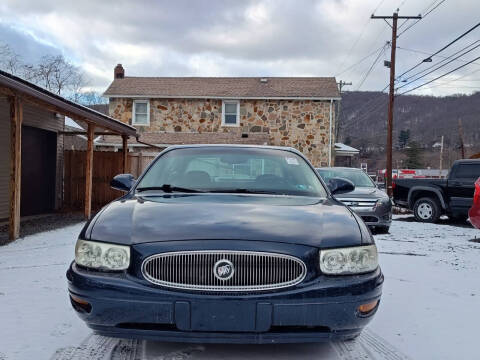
<box><xmin>21</xmin><ymin>126</ymin><xmax>57</xmax><ymax>216</ymax></box>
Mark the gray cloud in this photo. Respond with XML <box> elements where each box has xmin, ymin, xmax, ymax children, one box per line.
<box><xmin>0</xmin><ymin>0</ymin><xmax>478</xmax><ymax>95</ymax></box>
<box><xmin>0</xmin><ymin>23</ymin><xmax>59</xmax><ymax>63</ymax></box>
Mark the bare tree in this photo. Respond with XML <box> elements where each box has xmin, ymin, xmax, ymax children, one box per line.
<box><xmin>31</xmin><ymin>55</ymin><xmax>86</xmax><ymax>96</ymax></box>
<box><xmin>0</xmin><ymin>44</ymin><xmax>23</xmax><ymax>75</ymax></box>
<box><xmin>0</xmin><ymin>44</ymin><xmax>89</xmax><ymax>99</ymax></box>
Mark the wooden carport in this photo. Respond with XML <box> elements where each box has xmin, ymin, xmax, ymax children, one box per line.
<box><xmin>0</xmin><ymin>70</ymin><xmax>136</xmax><ymax>242</ymax></box>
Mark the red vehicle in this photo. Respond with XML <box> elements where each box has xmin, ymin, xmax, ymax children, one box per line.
<box><xmin>469</xmin><ymin>177</ymin><xmax>480</xmax><ymax>229</ymax></box>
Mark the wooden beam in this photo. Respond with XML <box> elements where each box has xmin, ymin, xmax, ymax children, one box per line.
<box><xmin>84</xmin><ymin>123</ymin><xmax>94</xmax><ymax>219</ymax></box>
<box><xmin>59</xmin><ymin>131</ymin><xmax>119</xmax><ymax>136</ymax></box>
<box><xmin>0</xmin><ymin>86</ymin><xmax>16</xmax><ymax>97</ymax></box>
<box><xmin>122</xmin><ymin>135</ymin><xmax>128</xmax><ymax>173</ymax></box>
<box><xmin>1</xmin><ymin>85</ymin><xmax>129</xmax><ymax>136</ymax></box>
<box><xmin>8</xmin><ymin>96</ymin><xmax>23</xmax><ymax>241</ymax></box>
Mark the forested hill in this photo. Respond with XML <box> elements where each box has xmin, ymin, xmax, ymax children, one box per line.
<box><xmin>338</xmin><ymin>91</ymin><xmax>480</xmax><ymax>154</ymax></box>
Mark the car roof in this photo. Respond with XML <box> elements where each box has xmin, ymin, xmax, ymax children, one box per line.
<box><xmin>316</xmin><ymin>167</ymin><xmax>363</xmax><ymax>171</ymax></box>
<box><xmin>165</xmin><ymin>143</ymin><xmax>300</xmax><ymax>153</ymax></box>
<box><xmin>453</xmin><ymin>159</ymin><xmax>480</xmax><ymax>164</ymax></box>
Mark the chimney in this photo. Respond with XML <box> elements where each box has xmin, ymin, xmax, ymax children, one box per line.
<box><xmin>114</xmin><ymin>64</ymin><xmax>124</xmax><ymax>79</ymax></box>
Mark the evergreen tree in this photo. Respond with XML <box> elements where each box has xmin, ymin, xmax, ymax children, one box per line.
<box><xmin>404</xmin><ymin>141</ymin><xmax>423</xmax><ymax>169</ymax></box>
<box><xmin>398</xmin><ymin>129</ymin><xmax>410</xmax><ymax>149</ymax></box>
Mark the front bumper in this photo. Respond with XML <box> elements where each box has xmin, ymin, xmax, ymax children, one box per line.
<box><xmin>67</xmin><ymin>262</ymin><xmax>383</xmax><ymax>343</ymax></box>
<box><xmin>351</xmin><ymin>204</ymin><xmax>392</xmax><ymax>228</ymax></box>
<box><xmin>469</xmin><ymin>203</ymin><xmax>480</xmax><ymax>229</ymax></box>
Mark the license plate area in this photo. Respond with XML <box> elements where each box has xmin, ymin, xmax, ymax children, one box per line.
<box><xmin>190</xmin><ymin>301</ymin><xmax>257</xmax><ymax>332</ymax></box>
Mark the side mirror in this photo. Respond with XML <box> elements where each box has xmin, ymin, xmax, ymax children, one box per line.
<box><xmin>110</xmin><ymin>174</ymin><xmax>135</xmax><ymax>192</ymax></box>
<box><xmin>328</xmin><ymin>177</ymin><xmax>355</xmax><ymax>195</ymax></box>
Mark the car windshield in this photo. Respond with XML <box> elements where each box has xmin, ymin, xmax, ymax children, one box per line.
<box><xmin>137</xmin><ymin>147</ymin><xmax>327</xmax><ymax>197</ymax></box>
<box><xmin>317</xmin><ymin>168</ymin><xmax>375</xmax><ymax>188</ymax></box>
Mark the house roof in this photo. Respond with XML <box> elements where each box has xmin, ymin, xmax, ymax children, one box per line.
<box><xmin>87</xmin><ymin>103</ymin><xmax>109</xmax><ymax>115</ymax></box>
<box><xmin>104</xmin><ymin>77</ymin><xmax>340</xmax><ymax>100</ymax></box>
<box><xmin>335</xmin><ymin>143</ymin><xmax>359</xmax><ymax>156</ymax></box>
<box><xmin>97</xmin><ymin>132</ymin><xmax>270</xmax><ymax>147</ymax></box>
<box><xmin>0</xmin><ymin>70</ymin><xmax>136</xmax><ymax>136</ymax></box>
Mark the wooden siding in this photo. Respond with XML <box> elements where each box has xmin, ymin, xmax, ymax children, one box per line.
<box><xmin>0</xmin><ymin>97</ymin><xmax>11</xmax><ymax>219</ymax></box>
<box><xmin>0</xmin><ymin>96</ymin><xmax>64</xmax><ymax>220</ymax></box>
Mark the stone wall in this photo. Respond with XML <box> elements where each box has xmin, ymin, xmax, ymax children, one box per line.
<box><xmin>109</xmin><ymin>98</ymin><xmax>335</xmax><ymax>166</ymax></box>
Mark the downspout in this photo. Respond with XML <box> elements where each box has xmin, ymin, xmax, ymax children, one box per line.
<box><xmin>328</xmin><ymin>99</ymin><xmax>333</xmax><ymax>166</ymax></box>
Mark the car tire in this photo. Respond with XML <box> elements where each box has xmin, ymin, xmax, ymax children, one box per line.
<box><xmin>375</xmin><ymin>226</ymin><xmax>390</xmax><ymax>234</ymax></box>
<box><xmin>344</xmin><ymin>332</ymin><xmax>361</xmax><ymax>341</ymax></box>
<box><xmin>413</xmin><ymin>197</ymin><xmax>441</xmax><ymax>223</ymax></box>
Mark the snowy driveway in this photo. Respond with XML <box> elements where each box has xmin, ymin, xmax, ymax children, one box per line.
<box><xmin>0</xmin><ymin>216</ymin><xmax>479</xmax><ymax>360</ymax></box>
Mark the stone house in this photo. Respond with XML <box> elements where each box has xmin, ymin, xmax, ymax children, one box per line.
<box><xmin>101</xmin><ymin>64</ymin><xmax>341</xmax><ymax>166</ymax></box>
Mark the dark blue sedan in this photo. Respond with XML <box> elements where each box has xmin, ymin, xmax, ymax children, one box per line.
<box><xmin>67</xmin><ymin>145</ymin><xmax>383</xmax><ymax>343</ymax></box>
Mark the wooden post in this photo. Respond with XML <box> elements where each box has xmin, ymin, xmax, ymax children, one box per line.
<box><xmin>137</xmin><ymin>152</ymin><xmax>143</xmax><ymax>177</ymax></box>
<box><xmin>84</xmin><ymin>123</ymin><xmax>94</xmax><ymax>219</ymax></box>
<box><xmin>122</xmin><ymin>135</ymin><xmax>128</xmax><ymax>173</ymax></box>
<box><xmin>9</xmin><ymin>96</ymin><xmax>23</xmax><ymax>241</ymax></box>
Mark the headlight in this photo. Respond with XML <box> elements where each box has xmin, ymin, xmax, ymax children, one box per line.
<box><xmin>319</xmin><ymin>245</ymin><xmax>378</xmax><ymax>275</ymax></box>
<box><xmin>75</xmin><ymin>240</ymin><xmax>130</xmax><ymax>271</ymax></box>
<box><xmin>375</xmin><ymin>198</ymin><xmax>391</xmax><ymax>208</ymax></box>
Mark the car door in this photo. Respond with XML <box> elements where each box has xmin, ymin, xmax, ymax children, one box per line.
<box><xmin>448</xmin><ymin>163</ymin><xmax>480</xmax><ymax>214</ymax></box>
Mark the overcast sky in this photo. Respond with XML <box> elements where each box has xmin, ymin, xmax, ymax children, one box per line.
<box><xmin>0</xmin><ymin>0</ymin><xmax>478</xmax><ymax>96</ymax></box>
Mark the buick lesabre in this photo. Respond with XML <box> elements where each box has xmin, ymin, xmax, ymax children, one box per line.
<box><xmin>67</xmin><ymin>145</ymin><xmax>383</xmax><ymax>343</ymax></box>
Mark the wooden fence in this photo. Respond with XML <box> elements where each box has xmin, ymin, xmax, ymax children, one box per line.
<box><xmin>64</xmin><ymin>150</ymin><xmax>158</xmax><ymax>211</ymax></box>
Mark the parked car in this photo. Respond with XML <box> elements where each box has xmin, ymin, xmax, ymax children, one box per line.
<box><xmin>67</xmin><ymin>145</ymin><xmax>383</xmax><ymax>343</ymax></box>
<box><xmin>317</xmin><ymin>167</ymin><xmax>392</xmax><ymax>233</ymax></box>
<box><xmin>468</xmin><ymin>177</ymin><xmax>480</xmax><ymax>229</ymax></box>
<box><xmin>393</xmin><ymin>159</ymin><xmax>480</xmax><ymax>223</ymax></box>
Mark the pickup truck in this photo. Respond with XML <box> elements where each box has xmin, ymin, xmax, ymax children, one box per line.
<box><xmin>393</xmin><ymin>159</ymin><xmax>480</xmax><ymax>222</ymax></box>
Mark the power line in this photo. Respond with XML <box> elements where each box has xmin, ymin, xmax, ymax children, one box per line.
<box><xmin>397</xmin><ymin>40</ymin><xmax>480</xmax><ymax>89</ymax></box>
<box><xmin>414</xmin><ymin>67</ymin><xmax>480</xmax><ymax>89</ymax></box>
<box><xmin>356</xmin><ymin>43</ymin><xmax>388</xmax><ymax>90</ymax></box>
<box><xmin>335</xmin><ymin>44</ymin><xmax>385</xmax><ymax>77</ymax></box>
<box><xmin>401</xmin><ymin>40</ymin><xmax>480</xmax><ymax>81</ymax></box>
<box><xmin>335</xmin><ymin>0</ymin><xmax>387</xmax><ymax>76</ymax></box>
<box><xmin>397</xmin><ymin>0</ymin><xmax>447</xmax><ymax>37</ymax></box>
<box><xmin>398</xmin><ymin>55</ymin><xmax>480</xmax><ymax>95</ymax></box>
<box><xmin>397</xmin><ymin>45</ymin><xmax>480</xmax><ymax>66</ymax></box>
<box><xmin>396</xmin><ymin>21</ymin><xmax>480</xmax><ymax>80</ymax></box>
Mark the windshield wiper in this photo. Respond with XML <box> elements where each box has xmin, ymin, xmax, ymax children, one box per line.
<box><xmin>209</xmin><ymin>188</ymin><xmax>282</xmax><ymax>195</ymax></box>
<box><xmin>136</xmin><ymin>184</ymin><xmax>204</xmax><ymax>193</ymax></box>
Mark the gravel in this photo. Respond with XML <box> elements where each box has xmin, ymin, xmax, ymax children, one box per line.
<box><xmin>0</xmin><ymin>213</ymin><xmax>85</xmax><ymax>245</ymax></box>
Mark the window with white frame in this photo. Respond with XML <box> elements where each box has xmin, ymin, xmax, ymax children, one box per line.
<box><xmin>222</xmin><ymin>100</ymin><xmax>240</xmax><ymax>126</ymax></box>
<box><xmin>132</xmin><ymin>100</ymin><xmax>150</xmax><ymax>126</ymax></box>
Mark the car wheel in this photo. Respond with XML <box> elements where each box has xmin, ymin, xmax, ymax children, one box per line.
<box><xmin>413</xmin><ymin>197</ymin><xmax>441</xmax><ymax>223</ymax></box>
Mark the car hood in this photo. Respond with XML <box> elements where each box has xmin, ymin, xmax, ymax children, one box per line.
<box><xmin>85</xmin><ymin>194</ymin><xmax>366</xmax><ymax>248</ymax></box>
<box><xmin>334</xmin><ymin>187</ymin><xmax>388</xmax><ymax>200</ymax></box>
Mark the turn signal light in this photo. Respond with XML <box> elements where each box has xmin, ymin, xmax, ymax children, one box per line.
<box><xmin>70</xmin><ymin>295</ymin><xmax>92</xmax><ymax>313</ymax></box>
<box><xmin>358</xmin><ymin>300</ymin><xmax>379</xmax><ymax>315</ymax></box>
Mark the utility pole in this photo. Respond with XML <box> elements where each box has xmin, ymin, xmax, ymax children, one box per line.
<box><xmin>458</xmin><ymin>118</ymin><xmax>465</xmax><ymax>158</ymax></box>
<box><xmin>371</xmin><ymin>11</ymin><xmax>421</xmax><ymax>197</ymax></box>
<box><xmin>439</xmin><ymin>135</ymin><xmax>444</xmax><ymax>178</ymax></box>
<box><xmin>338</xmin><ymin>80</ymin><xmax>352</xmax><ymax>93</ymax></box>
<box><xmin>336</xmin><ymin>80</ymin><xmax>352</xmax><ymax>142</ymax></box>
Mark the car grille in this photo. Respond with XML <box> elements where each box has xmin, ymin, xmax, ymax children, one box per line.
<box><xmin>340</xmin><ymin>198</ymin><xmax>377</xmax><ymax>210</ymax></box>
<box><xmin>141</xmin><ymin>250</ymin><xmax>307</xmax><ymax>292</ymax></box>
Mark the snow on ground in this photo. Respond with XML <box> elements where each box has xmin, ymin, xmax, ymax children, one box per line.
<box><xmin>371</xmin><ymin>217</ymin><xmax>480</xmax><ymax>360</ymax></box>
<box><xmin>0</xmin><ymin>216</ymin><xmax>479</xmax><ymax>360</ymax></box>
<box><xmin>0</xmin><ymin>223</ymin><xmax>90</xmax><ymax>360</ymax></box>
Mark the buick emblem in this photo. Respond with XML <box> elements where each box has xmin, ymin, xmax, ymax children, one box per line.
<box><xmin>213</xmin><ymin>259</ymin><xmax>234</xmax><ymax>281</ymax></box>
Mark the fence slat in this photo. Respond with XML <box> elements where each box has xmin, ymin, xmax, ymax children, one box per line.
<box><xmin>63</xmin><ymin>150</ymin><xmax>157</xmax><ymax>211</ymax></box>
